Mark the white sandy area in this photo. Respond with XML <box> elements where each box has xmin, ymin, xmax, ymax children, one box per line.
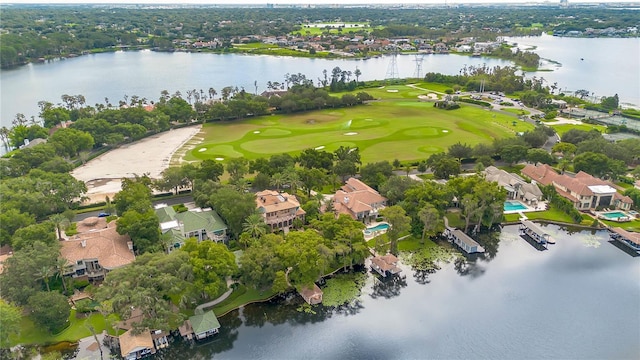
<box><xmin>72</xmin><ymin>126</ymin><xmax>201</xmax><ymax>203</ymax></box>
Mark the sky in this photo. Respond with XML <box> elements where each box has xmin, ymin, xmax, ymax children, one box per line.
<box><xmin>2</xmin><ymin>0</ymin><xmax>633</xmax><ymax>5</ymax></box>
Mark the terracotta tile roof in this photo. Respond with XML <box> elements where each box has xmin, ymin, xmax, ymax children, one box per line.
<box><xmin>256</xmin><ymin>190</ymin><xmax>304</xmax><ymax>214</ymax></box>
<box><xmin>119</xmin><ymin>329</ymin><xmax>155</xmax><ymax>357</ymax></box>
<box><xmin>60</xmin><ymin>222</ymin><xmax>134</xmax><ymax>270</ymax></box>
<box><xmin>521</xmin><ymin>163</ymin><xmax>558</xmax><ymax>186</ymax></box>
<box><xmin>299</xmin><ymin>284</ymin><xmax>323</xmax><ymax>305</ymax></box>
<box><xmin>333</xmin><ymin>178</ymin><xmax>387</xmax><ymax>219</ymax></box>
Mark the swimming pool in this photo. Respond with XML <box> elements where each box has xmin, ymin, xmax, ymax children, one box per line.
<box><xmin>504</xmin><ymin>201</ymin><xmax>527</xmax><ymax>211</ymax></box>
<box><xmin>601</xmin><ymin>211</ymin><xmax>627</xmax><ymax>220</ymax></box>
<box><xmin>367</xmin><ymin>223</ymin><xmax>390</xmax><ymax>232</ymax></box>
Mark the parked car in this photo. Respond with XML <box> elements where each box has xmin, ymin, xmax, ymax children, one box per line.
<box><xmin>98</xmin><ymin>212</ymin><xmax>111</xmax><ymax>217</ymax></box>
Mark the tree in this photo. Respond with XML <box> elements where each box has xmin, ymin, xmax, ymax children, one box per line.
<box><xmin>623</xmin><ymin>188</ymin><xmax>640</xmax><ymax>209</ymax></box>
<box><xmin>210</xmin><ymin>186</ymin><xmax>257</xmax><ymax>238</ymax></box>
<box><xmin>380</xmin><ymin>206</ymin><xmax>411</xmax><ymax>255</ymax></box>
<box><xmin>0</xmin><ymin>241</ymin><xmax>59</xmax><ymax>306</ymax></box>
<box><xmin>181</xmin><ymin>239</ymin><xmax>237</xmax><ymax>301</ymax></box>
<box><xmin>573</xmin><ymin>152</ymin><xmax>625</xmax><ymax>180</ymax></box>
<box><xmin>418</xmin><ymin>204</ymin><xmax>440</xmax><ymax>244</ymax></box>
<box><xmin>379</xmin><ymin>176</ymin><xmax>419</xmax><ymax>205</ymax></box>
<box><xmin>360</xmin><ymin>161</ymin><xmax>393</xmax><ymax>190</ymax></box>
<box><xmin>116</xmin><ymin>209</ymin><xmax>161</xmax><ymax>253</ymax></box>
<box><xmin>552</xmin><ymin>142</ymin><xmax>577</xmax><ymax>158</ymax></box>
<box><xmin>601</xmin><ymin>94</ymin><xmax>619</xmax><ymax>110</ymax></box>
<box><xmin>448</xmin><ymin>142</ymin><xmax>473</xmax><ymax>161</ymax></box>
<box><xmin>526</xmin><ymin>148</ymin><xmax>556</xmax><ymax>165</ymax></box>
<box><xmin>226</xmin><ymin>157</ymin><xmax>249</xmax><ymax>184</ymax></box>
<box><xmin>500</xmin><ymin>145</ymin><xmax>529</xmax><ymax>165</ymax></box>
<box><xmin>155</xmin><ymin>166</ymin><xmax>188</xmax><ymax>194</ymax></box>
<box><xmin>50</xmin><ymin>213</ymin><xmax>70</xmax><ymax>240</ymax></box>
<box><xmin>48</xmin><ymin>128</ymin><xmax>95</xmax><ymax>158</ymax></box>
<box><xmin>113</xmin><ymin>177</ymin><xmax>153</xmax><ymax>215</ymax></box>
<box><xmin>243</xmin><ymin>213</ymin><xmax>268</xmax><ymax>239</ymax></box>
<box><xmin>0</xmin><ymin>300</ymin><xmax>21</xmax><ymax>349</ymax></box>
<box><xmin>0</xmin><ymin>208</ymin><xmax>35</xmax><ymax>246</ymax></box>
<box><xmin>97</xmin><ymin>252</ymin><xmax>192</xmax><ymax>334</ymax></box>
<box><xmin>426</xmin><ymin>153</ymin><xmax>461</xmax><ymax>179</ymax></box>
<box><xmin>12</xmin><ymin>222</ymin><xmax>57</xmax><ymax>250</ymax></box>
<box><xmin>28</xmin><ymin>292</ymin><xmax>71</xmax><ymax>333</ymax></box>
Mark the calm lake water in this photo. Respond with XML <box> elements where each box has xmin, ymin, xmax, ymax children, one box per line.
<box><xmin>148</xmin><ymin>225</ymin><xmax>639</xmax><ymax>360</ymax></box>
<box><xmin>1</xmin><ymin>35</ymin><xmax>638</xmax><ymax>127</ymax></box>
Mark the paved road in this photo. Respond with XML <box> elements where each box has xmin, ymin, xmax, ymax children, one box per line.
<box><xmin>74</xmin><ymin>194</ymin><xmax>194</xmax><ymax>222</ymax></box>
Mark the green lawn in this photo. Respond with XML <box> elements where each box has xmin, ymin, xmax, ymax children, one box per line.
<box><xmin>549</xmin><ymin>123</ymin><xmax>607</xmax><ymax>136</ymax></box>
<box><xmin>601</xmin><ymin>218</ymin><xmax>640</xmax><ymax>232</ymax></box>
<box><xmin>501</xmin><ymin>107</ymin><xmax>530</xmax><ymax>116</ymax></box>
<box><xmin>211</xmin><ymin>285</ymin><xmax>277</xmax><ymax>316</ymax></box>
<box><xmin>184</xmin><ymin>87</ymin><xmax>534</xmax><ymax>164</ymax></box>
<box><xmin>11</xmin><ymin>310</ymin><xmax>120</xmax><ymax>346</ymax></box>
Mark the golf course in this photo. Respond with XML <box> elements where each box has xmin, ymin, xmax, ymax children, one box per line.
<box><xmin>182</xmin><ymin>85</ymin><xmax>535</xmax><ymax>164</ymax></box>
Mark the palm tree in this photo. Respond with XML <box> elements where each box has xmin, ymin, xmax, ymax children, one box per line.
<box><xmin>35</xmin><ymin>265</ymin><xmax>54</xmax><ymax>292</ymax></box>
<box><xmin>50</xmin><ymin>213</ymin><xmax>70</xmax><ymax>240</ymax></box>
<box><xmin>242</xmin><ymin>214</ymin><xmax>267</xmax><ymax>239</ymax></box>
<box><xmin>54</xmin><ymin>257</ymin><xmax>70</xmax><ymax>294</ymax></box>
<box><xmin>270</xmin><ymin>173</ymin><xmax>286</xmax><ymax>190</ymax></box>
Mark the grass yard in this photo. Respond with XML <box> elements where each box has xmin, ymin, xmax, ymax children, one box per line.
<box><xmin>549</xmin><ymin>123</ymin><xmax>607</xmax><ymax>136</ymax></box>
<box><xmin>211</xmin><ymin>285</ymin><xmax>278</xmax><ymax>316</ymax></box>
<box><xmin>601</xmin><ymin>218</ymin><xmax>640</xmax><ymax>232</ymax></box>
<box><xmin>291</xmin><ymin>23</ymin><xmax>382</xmax><ymax>36</ymax></box>
<box><xmin>11</xmin><ymin>310</ymin><xmax>120</xmax><ymax>346</ymax></box>
<box><xmin>184</xmin><ymin>85</ymin><xmax>533</xmax><ymax>164</ymax></box>
<box><xmin>501</xmin><ymin>107</ymin><xmax>530</xmax><ymax>116</ymax></box>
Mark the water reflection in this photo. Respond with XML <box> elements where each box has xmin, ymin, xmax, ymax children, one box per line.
<box><xmin>369</xmin><ymin>274</ymin><xmax>407</xmax><ymax>299</ymax></box>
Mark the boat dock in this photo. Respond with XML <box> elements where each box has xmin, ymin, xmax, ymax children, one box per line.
<box><xmin>609</xmin><ymin>227</ymin><xmax>640</xmax><ymax>254</ymax></box>
<box><xmin>443</xmin><ymin>221</ymin><xmax>485</xmax><ymax>254</ymax></box>
<box><xmin>519</xmin><ymin>220</ymin><xmax>552</xmax><ymax>248</ymax></box>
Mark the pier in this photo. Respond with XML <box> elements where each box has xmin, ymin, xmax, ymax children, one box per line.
<box><xmin>519</xmin><ymin>220</ymin><xmax>552</xmax><ymax>248</ymax></box>
<box><xmin>609</xmin><ymin>227</ymin><xmax>640</xmax><ymax>254</ymax></box>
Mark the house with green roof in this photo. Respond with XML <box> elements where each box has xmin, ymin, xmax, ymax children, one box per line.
<box><xmin>154</xmin><ymin>203</ymin><xmax>228</xmax><ymax>252</ymax></box>
<box><xmin>178</xmin><ymin>310</ymin><xmax>221</xmax><ymax>341</ymax></box>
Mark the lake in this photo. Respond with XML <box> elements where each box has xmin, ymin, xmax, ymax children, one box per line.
<box><xmin>148</xmin><ymin>225</ymin><xmax>639</xmax><ymax>360</ymax></box>
<box><xmin>1</xmin><ymin>35</ymin><xmax>638</xmax><ymax>128</ymax></box>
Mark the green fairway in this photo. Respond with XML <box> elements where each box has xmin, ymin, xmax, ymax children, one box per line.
<box><xmin>291</xmin><ymin>22</ymin><xmax>382</xmax><ymax>36</ymax></box>
<box><xmin>183</xmin><ymin>86</ymin><xmax>534</xmax><ymax>164</ymax></box>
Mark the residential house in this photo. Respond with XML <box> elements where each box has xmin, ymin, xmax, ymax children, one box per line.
<box><xmin>255</xmin><ymin>190</ymin><xmax>306</xmax><ymax>232</ymax></box>
<box><xmin>521</xmin><ymin>163</ymin><xmax>633</xmax><ymax>211</ymax></box>
<box><xmin>118</xmin><ymin>329</ymin><xmax>156</xmax><ymax>360</ymax></box>
<box><xmin>118</xmin><ymin>309</ymin><xmax>169</xmax><ymax>352</ymax></box>
<box><xmin>333</xmin><ymin>178</ymin><xmax>387</xmax><ymax>223</ymax></box>
<box><xmin>179</xmin><ymin>310</ymin><xmax>221</xmax><ymax>341</ymax></box>
<box><xmin>155</xmin><ymin>204</ymin><xmax>228</xmax><ymax>252</ymax></box>
<box><xmin>635</xmin><ymin>180</ymin><xmax>640</xmax><ymax>190</ymax></box>
<box><xmin>299</xmin><ymin>284</ymin><xmax>323</xmax><ymax>305</ymax></box>
<box><xmin>60</xmin><ymin>218</ymin><xmax>135</xmax><ymax>282</ymax></box>
<box><xmin>483</xmin><ymin>166</ymin><xmax>543</xmax><ymax>204</ymax></box>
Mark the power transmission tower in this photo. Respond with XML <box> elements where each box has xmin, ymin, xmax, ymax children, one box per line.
<box><xmin>413</xmin><ymin>53</ymin><xmax>425</xmax><ymax>79</ymax></box>
<box><xmin>385</xmin><ymin>45</ymin><xmax>399</xmax><ymax>80</ymax></box>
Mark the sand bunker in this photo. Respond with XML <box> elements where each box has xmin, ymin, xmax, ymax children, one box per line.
<box><xmin>315</xmin><ymin>146</ymin><xmax>325</xmax><ymax>150</ymax></box>
<box><xmin>198</xmin><ymin>148</ymin><xmax>207</xmax><ymax>152</ymax></box>
<box><xmin>253</xmin><ymin>131</ymin><xmax>260</xmax><ymax>134</ymax></box>
<box><xmin>442</xmin><ymin>130</ymin><xmax>449</xmax><ymax>133</ymax></box>
<box><xmin>215</xmin><ymin>157</ymin><xmax>224</xmax><ymax>161</ymax></box>
<box><xmin>344</xmin><ymin>132</ymin><xmax>358</xmax><ymax>136</ymax></box>
<box><xmin>387</xmin><ymin>89</ymin><xmax>399</xmax><ymax>93</ymax></box>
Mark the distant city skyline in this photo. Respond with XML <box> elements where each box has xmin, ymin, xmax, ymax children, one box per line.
<box><xmin>2</xmin><ymin>0</ymin><xmax>636</xmax><ymax>5</ymax></box>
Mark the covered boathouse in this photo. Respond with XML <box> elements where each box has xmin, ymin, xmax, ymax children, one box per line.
<box><xmin>444</xmin><ymin>227</ymin><xmax>485</xmax><ymax>254</ymax></box>
<box><xmin>370</xmin><ymin>254</ymin><xmax>402</xmax><ymax>277</ymax></box>
<box><xmin>519</xmin><ymin>220</ymin><xmax>552</xmax><ymax>247</ymax></box>
<box><xmin>610</xmin><ymin>227</ymin><xmax>640</xmax><ymax>254</ymax></box>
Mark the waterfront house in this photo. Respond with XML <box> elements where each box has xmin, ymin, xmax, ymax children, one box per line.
<box><xmin>179</xmin><ymin>310</ymin><xmax>221</xmax><ymax>341</ymax></box>
<box><xmin>483</xmin><ymin>166</ymin><xmax>543</xmax><ymax>204</ymax></box>
<box><xmin>610</xmin><ymin>227</ymin><xmax>640</xmax><ymax>253</ymax></box>
<box><xmin>521</xmin><ymin>163</ymin><xmax>633</xmax><ymax>211</ymax></box>
<box><xmin>155</xmin><ymin>204</ymin><xmax>228</xmax><ymax>252</ymax></box>
<box><xmin>370</xmin><ymin>254</ymin><xmax>402</xmax><ymax>277</ymax></box>
<box><xmin>60</xmin><ymin>218</ymin><xmax>135</xmax><ymax>282</ymax></box>
<box><xmin>299</xmin><ymin>284</ymin><xmax>324</xmax><ymax>305</ymax></box>
<box><xmin>119</xmin><ymin>329</ymin><xmax>156</xmax><ymax>360</ymax></box>
<box><xmin>333</xmin><ymin>178</ymin><xmax>387</xmax><ymax>223</ymax></box>
<box><xmin>255</xmin><ymin>190</ymin><xmax>306</xmax><ymax>232</ymax></box>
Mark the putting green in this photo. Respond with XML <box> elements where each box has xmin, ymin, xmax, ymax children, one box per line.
<box><xmin>182</xmin><ymin>86</ymin><xmax>534</xmax><ymax>164</ymax></box>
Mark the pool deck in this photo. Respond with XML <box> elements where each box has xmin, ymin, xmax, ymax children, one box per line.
<box><xmin>363</xmin><ymin>221</ymin><xmax>390</xmax><ymax>240</ymax></box>
<box><xmin>596</xmin><ymin>211</ymin><xmax>632</xmax><ymax>222</ymax></box>
<box><xmin>503</xmin><ymin>201</ymin><xmax>549</xmax><ymax>215</ymax></box>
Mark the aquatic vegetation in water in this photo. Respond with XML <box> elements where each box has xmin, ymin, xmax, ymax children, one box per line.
<box><xmin>403</xmin><ymin>244</ymin><xmax>460</xmax><ymax>272</ymax></box>
<box><xmin>321</xmin><ymin>272</ymin><xmax>367</xmax><ymax>307</ymax></box>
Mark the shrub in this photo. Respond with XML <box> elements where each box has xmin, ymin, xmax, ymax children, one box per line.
<box><xmin>75</xmin><ymin>299</ymin><xmax>99</xmax><ymax>313</ymax></box>
<box><xmin>172</xmin><ymin>204</ymin><xmax>188</xmax><ymax>213</ymax></box>
<box><xmin>73</xmin><ymin>279</ymin><xmax>90</xmax><ymax>290</ymax></box>
<box><xmin>459</xmin><ymin>98</ymin><xmax>491</xmax><ymax>107</ymax></box>
<box><xmin>65</xmin><ymin>223</ymin><xmax>78</xmax><ymax>236</ymax></box>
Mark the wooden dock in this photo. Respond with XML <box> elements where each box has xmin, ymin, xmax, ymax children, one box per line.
<box><xmin>519</xmin><ymin>220</ymin><xmax>551</xmax><ymax>248</ymax></box>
